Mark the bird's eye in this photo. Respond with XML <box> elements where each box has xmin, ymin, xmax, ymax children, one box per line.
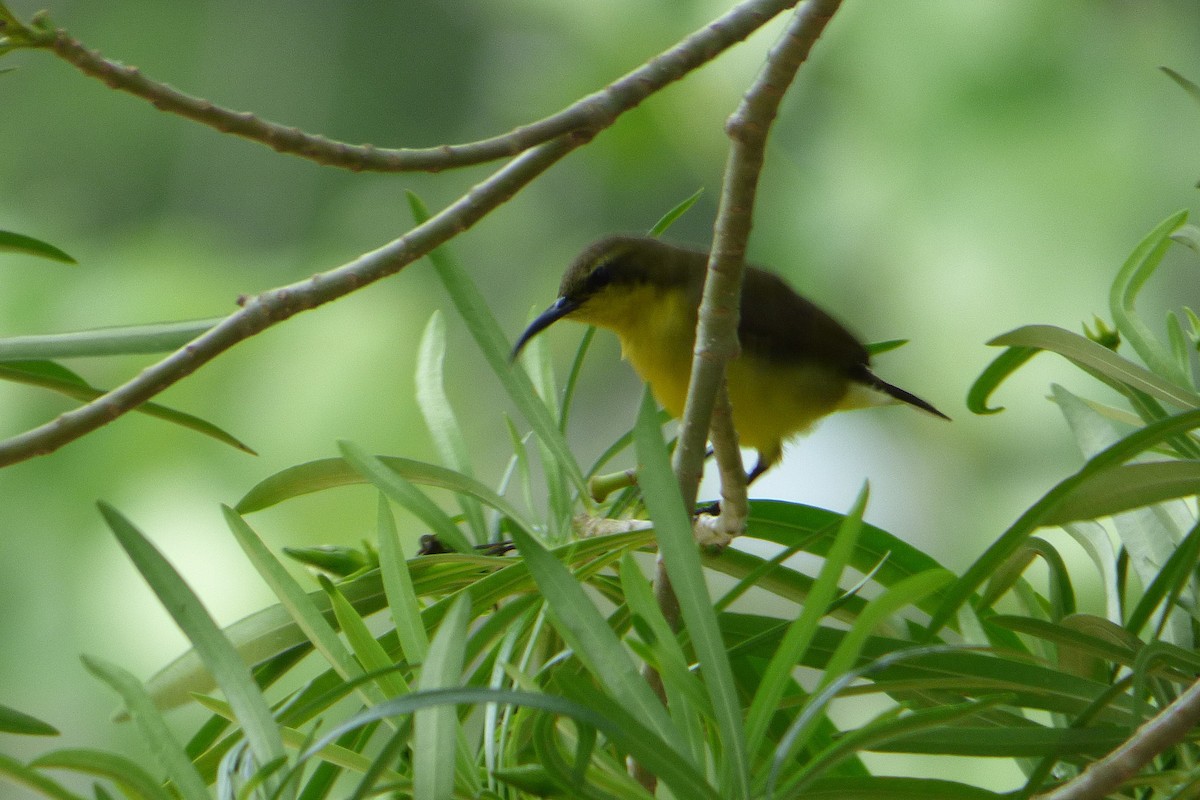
<box><xmin>587</xmin><ymin>261</ymin><xmax>612</xmax><ymax>289</ymax></box>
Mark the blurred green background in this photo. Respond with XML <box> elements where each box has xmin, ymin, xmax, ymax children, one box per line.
<box><xmin>1</xmin><ymin>0</ymin><xmax>1199</xmax><ymax>789</ymax></box>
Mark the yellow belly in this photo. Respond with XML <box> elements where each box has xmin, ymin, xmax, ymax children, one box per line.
<box><xmin>610</xmin><ymin>306</ymin><xmax>848</xmax><ymax>455</ymax></box>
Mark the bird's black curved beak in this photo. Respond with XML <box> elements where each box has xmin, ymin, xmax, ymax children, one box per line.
<box><xmin>511</xmin><ymin>296</ymin><xmax>579</xmax><ymax>361</ymax></box>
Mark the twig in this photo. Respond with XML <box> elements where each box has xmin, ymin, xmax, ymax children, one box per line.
<box><xmin>1037</xmin><ymin>677</ymin><xmax>1200</xmax><ymax>800</ymax></box>
<box><xmin>673</xmin><ymin>0</ymin><xmax>842</xmax><ymax>514</ymax></box>
<box><xmin>5</xmin><ymin>0</ymin><xmax>798</xmax><ymax>173</ymax></box>
<box><xmin>695</xmin><ymin>384</ymin><xmax>748</xmax><ymax>546</ymax></box>
<box><xmin>0</xmin><ymin>0</ymin><xmax>800</xmax><ymax>466</ymax></box>
<box><xmin>635</xmin><ymin>0</ymin><xmax>843</xmax><ymax>791</ymax></box>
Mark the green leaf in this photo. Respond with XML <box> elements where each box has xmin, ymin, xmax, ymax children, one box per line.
<box><xmin>1162</xmin><ymin>67</ymin><xmax>1200</xmax><ymax>107</ymax></box>
<box><xmin>416</xmin><ymin>311</ymin><xmax>486</xmax><ymax>542</ymax></box>
<box><xmin>80</xmin><ymin>656</ymin><xmax>209</xmax><ymax>800</ymax></box>
<box><xmin>744</xmin><ymin>485</ymin><xmax>867</xmax><ymax>758</ymax></box>
<box><xmin>649</xmin><ymin>188</ymin><xmax>704</xmax><ymax>237</ymax></box>
<box><xmin>800</xmin><ymin>776</ymin><xmax>1004</xmax><ymax>799</ymax></box>
<box><xmin>322</xmin><ymin>573</ymin><xmax>410</xmax><ymax>699</ymax></box>
<box><xmin>0</xmin><ymin>318</ymin><xmax>220</xmax><ymax>360</ymax></box>
<box><xmin>988</xmin><ymin>325</ymin><xmax>1200</xmax><ymax>409</ymax></box>
<box><xmin>823</xmin><ymin>570</ymin><xmax>954</xmax><ymax>691</ymax></box>
<box><xmin>781</xmin><ymin>695</ymin><xmax>1011</xmax><ymax>797</ymax></box>
<box><xmin>96</xmin><ymin>503</ymin><xmax>286</xmax><ymax>777</ymax></box>
<box><xmin>0</xmin><ymin>360</ymin><xmax>255</xmax><ymax>453</ymax></box>
<box><xmin>235</xmin><ymin>455</ymin><xmax>529</xmax><ymax>530</ymax></box>
<box><xmin>376</xmin><ymin>494</ymin><xmax>430</xmax><ymax>665</ymax></box>
<box><xmin>1109</xmin><ymin>209</ymin><xmax>1191</xmax><ymax>387</ymax></box>
<box><xmin>223</xmin><ymin>505</ymin><xmax>386</xmax><ymax>708</ymax></box>
<box><xmin>414</xmin><ymin>595</ymin><xmax>470</xmax><ymax>800</ymax></box>
<box><xmin>339</xmin><ymin>441</ymin><xmax>473</xmax><ymax>554</ymax></box>
<box><xmin>1061</xmin><ymin>521</ymin><xmax>1121</xmax><ymax>624</ymax></box>
<box><xmin>30</xmin><ymin>748</ymin><xmax>173</xmax><ymax>800</ymax></box>
<box><xmin>966</xmin><ymin>345</ymin><xmax>1039</xmax><ymax>414</ymax></box>
<box><xmin>301</xmin><ymin>687</ymin><xmax>720</xmax><ymax>800</ymax></box>
<box><xmin>865</xmin><ymin>339</ymin><xmax>909</xmax><ymax>357</ymax></box>
<box><xmin>1051</xmin><ymin>385</ymin><xmax>1191</xmax><ymax>646</ymax></box>
<box><xmin>619</xmin><ymin>552</ymin><xmax>711</xmax><ymax>735</ymax></box>
<box><xmin>407</xmin><ymin>191</ymin><xmax>587</xmax><ymax>498</ymax></box>
<box><xmin>559</xmin><ymin>326</ymin><xmax>596</xmax><ymax>434</ymax></box>
<box><xmin>0</xmin><ymin>752</ymin><xmax>86</xmax><ymax>800</ymax></box>
<box><xmin>925</xmin><ymin>408</ymin><xmax>1200</xmax><ymax>637</ymax></box>
<box><xmin>989</xmin><ymin>615</ymin><xmax>1140</xmax><ymax>672</ymax></box>
<box><xmin>1174</xmin><ymin>224</ymin><xmax>1200</xmax><ymax>255</ymax></box>
<box><xmin>743</xmin><ymin>501</ymin><xmax>953</xmax><ymax>615</ymax></box>
<box><xmin>1045</xmin><ymin>460</ymin><xmax>1200</xmax><ymax>524</ymax></box>
<box><xmin>634</xmin><ymin>387</ymin><xmax>750</xmax><ymax>799</ymax></box>
<box><xmin>1126</xmin><ymin>519</ymin><xmax>1200</xmax><ymax>639</ymax></box>
<box><xmin>0</xmin><ymin>229</ymin><xmax>76</xmax><ymax>264</ymax></box>
<box><xmin>0</xmin><ymin>703</ymin><xmax>58</xmax><ymax>736</ymax></box>
<box><xmin>146</xmin><ymin>528</ymin><xmax>652</xmax><ymax>713</ymax></box>
<box><xmin>866</xmin><ymin>724</ymin><xmax>1132</xmax><ymax>757</ymax></box>
<box><xmin>507</xmin><ymin>516</ymin><xmax>684</xmax><ymax>758</ymax></box>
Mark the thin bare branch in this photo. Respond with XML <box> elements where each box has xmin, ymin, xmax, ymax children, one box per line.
<box><xmin>636</xmin><ymin>0</ymin><xmax>843</xmax><ymax>791</ymax></box>
<box><xmin>1038</xmin><ymin>677</ymin><xmax>1200</xmax><ymax>800</ymax></box>
<box><xmin>674</xmin><ymin>0</ymin><xmax>842</xmax><ymax>513</ymax></box>
<box><xmin>15</xmin><ymin>0</ymin><xmax>798</xmax><ymax>173</ymax></box>
<box><xmin>0</xmin><ymin>136</ymin><xmax>569</xmax><ymax>466</ymax></box>
<box><xmin>696</xmin><ymin>385</ymin><xmax>748</xmax><ymax>545</ymax></box>
<box><xmin>0</xmin><ymin>0</ymin><xmax>803</xmax><ymax>466</ymax></box>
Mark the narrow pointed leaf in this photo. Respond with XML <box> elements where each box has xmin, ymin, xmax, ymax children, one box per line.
<box><xmin>649</xmin><ymin>188</ymin><xmax>704</xmax><ymax>237</ymax></box>
<box><xmin>222</xmin><ymin>506</ymin><xmax>383</xmax><ymax>706</ymax></box>
<box><xmin>376</xmin><ymin>494</ymin><xmax>430</xmax><ymax>665</ymax></box>
<box><xmin>0</xmin><ymin>703</ymin><xmax>58</xmax><ymax>736</ymax></box>
<box><xmin>416</xmin><ymin>311</ymin><xmax>486</xmax><ymax>541</ymax></box>
<box><xmin>507</xmin><ymin>520</ymin><xmax>683</xmax><ymax>757</ymax></box>
<box><xmin>634</xmin><ymin>388</ymin><xmax>750</xmax><ymax>799</ymax></box>
<box><xmin>745</xmin><ymin>486</ymin><xmax>868</xmax><ymax>757</ymax></box>
<box><xmin>0</xmin><ymin>230</ymin><xmax>76</xmax><ymax>263</ymax></box>
<box><xmin>96</xmin><ymin>503</ymin><xmax>285</xmax><ymax>774</ymax></box>
<box><xmin>0</xmin><ymin>361</ymin><xmax>254</xmax><ymax>453</ymax></box>
<box><xmin>926</xmin><ymin>408</ymin><xmax>1200</xmax><ymax>637</ymax></box>
<box><xmin>301</xmin><ymin>687</ymin><xmax>719</xmax><ymax>800</ymax></box>
<box><xmin>30</xmin><ymin>748</ymin><xmax>173</xmax><ymax>800</ymax></box>
<box><xmin>1109</xmin><ymin>209</ymin><xmax>1190</xmax><ymax>386</ymax></box>
<box><xmin>235</xmin><ymin>455</ymin><xmax>529</xmax><ymax>530</ymax></box>
<box><xmin>1045</xmin><ymin>461</ymin><xmax>1200</xmax><ymax>524</ymax></box>
<box><xmin>414</xmin><ymin>595</ymin><xmax>470</xmax><ymax>800</ymax></box>
<box><xmin>407</xmin><ymin>191</ymin><xmax>587</xmax><ymax>496</ymax></box>
<box><xmin>80</xmin><ymin>656</ymin><xmax>209</xmax><ymax>800</ymax></box>
<box><xmin>340</xmin><ymin>441</ymin><xmax>472</xmax><ymax>554</ymax></box>
<box><xmin>0</xmin><ymin>753</ymin><xmax>86</xmax><ymax>800</ymax></box>
<box><xmin>0</xmin><ymin>318</ymin><xmax>220</xmax><ymax>360</ymax></box>
<box><xmin>988</xmin><ymin>325</ymin><xmax>1200</xmax><ymax>409</ymax></box>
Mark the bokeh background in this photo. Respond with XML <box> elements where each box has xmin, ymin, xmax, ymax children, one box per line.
<box><xmin>2</xmin><ymin>0</ymin><xmax>1199</xmax><ymax>791</ymax></box>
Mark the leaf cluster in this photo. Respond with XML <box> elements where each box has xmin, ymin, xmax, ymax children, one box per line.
<box><xmin>5</xmin><ymin>197</ymin><xmax>1200</xmax><ymax>799</ymax></box>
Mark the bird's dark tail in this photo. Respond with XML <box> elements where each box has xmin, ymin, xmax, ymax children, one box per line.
<box><xmin>854</xmin><ymin>366</ymin><xmax>950</xmax><ymax>421</ymax></box>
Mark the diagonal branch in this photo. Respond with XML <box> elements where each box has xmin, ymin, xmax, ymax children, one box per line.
<box><xmin>0</xmin><ymin>0</ymin><xmax>804</xmax><ymax>467</ymax></box>
<box><xmin>4</xmin><ymin>0</ymin><xmax>798</xmax><ymax>173</ymax></box>
<box><xmin>1037</xmin><ymin>677</ymin><xmax>1200</xmax><ymax>800</ymax></box>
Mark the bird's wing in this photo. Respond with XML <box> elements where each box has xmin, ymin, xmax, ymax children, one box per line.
<box><xmin>737</xmin><ymin>267</ymin><xmax>868</xmax><ymax>371</ymax></box>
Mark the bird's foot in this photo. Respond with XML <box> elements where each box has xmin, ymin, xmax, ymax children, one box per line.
<box><xmin>692</xmin><ymin>502</ymin><xmax>746</xmax><ymax>550</ymax></box>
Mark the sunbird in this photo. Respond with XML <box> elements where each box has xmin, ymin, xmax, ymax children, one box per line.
<box><xmin>512</xmin><ymin>235</ymin><xmax>948</xmax><ymax>484</ymax></box>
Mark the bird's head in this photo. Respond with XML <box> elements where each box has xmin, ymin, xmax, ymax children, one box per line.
<box><xmin>511</xmin><ymin>236</ymin><xmax>689</xmax><ymax>360</ymax></box>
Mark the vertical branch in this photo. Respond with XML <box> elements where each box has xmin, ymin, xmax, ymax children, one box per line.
<box><xmin>673</xmin><ymin>0</ymin><xmax>842</xmax><ymax>514</ymax></box>
<box><xmin>635</xmin><ymin>0</ymin><xmax>843</xmax><ymax>791</ymax></box>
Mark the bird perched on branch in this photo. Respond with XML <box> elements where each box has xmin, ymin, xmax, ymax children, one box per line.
<box><xmin>512</xmin><ymin>235</ymin><xmax>948</xmax><ymax>484</ymax></box>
